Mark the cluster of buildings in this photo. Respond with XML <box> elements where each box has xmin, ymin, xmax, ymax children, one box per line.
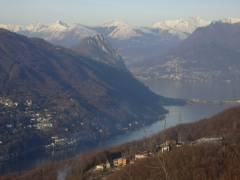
<box><xmin>30</xmin><ymin>111</ymin><xmax>54</xmax><ymax>130</ymax></box>
<box><xmin>0</xmin><ymin>96</ymin><xmax>78</xmax><ymax>154</ymax></box>
<box><xmin>0</xmin><ymin>96</ymin><xmax>55</xmax><ymax>131</ymax></box>
<box><xmin>0</xmin><ymin>97</ymin><xmax>18</xmax><ymax>108</ymax></box>
<box><xmin>156</xmin><ymin>140</ymin><xmax>184</xmax><ymax>153</ymax></box>
<box><xmin>94</xmin><ymin>140</ymin><xmax>181</xmax><ymax>172</ymax></box>
<box><xmin>94</xmin><ymin>151</ymin><xmax>151</xmax><ymax>172</ymax></box>
<box><xmin>21</xmin><ymin>99</ymin><xmax>54</xmax><ymax>131</ymax></box>
<box><xmin>94</xmin><ymin>136</ymin><xmax>223</xmax><ymax>174</ymax></box>
<box><xmin>0</xmin><ymin>97</ymin><xmax>34</xmax><ymax>108</ymax></box>
<box><xmin>45</xmin><ymin>136</ymin><xmax>77</xmax><ymax>151</ymax></box>
<box><xmin>137</xmin><ymin>57</ymin><xmax>226</xmax><ymax>82</ymax></box>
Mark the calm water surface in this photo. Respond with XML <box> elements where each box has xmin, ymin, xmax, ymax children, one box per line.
<box><xmin>145</xmin><ymin>79</ymin><xmax>240</xmax><ymax>100</ymax></box>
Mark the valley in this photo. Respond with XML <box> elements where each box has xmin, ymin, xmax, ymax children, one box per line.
<box><xmin>0</xmin><ymin>76</ymin><xmax>238</xmax><ymax>175</ymax></box>
<box><xmin>0</xmin><ymin>6</ymin><xmax>240</xmax><ymax>179</ymax></box>
<box><xmin>0</xmin><ymin>29</ymin><xmax>183</xmax><ymax>175</ymax></box>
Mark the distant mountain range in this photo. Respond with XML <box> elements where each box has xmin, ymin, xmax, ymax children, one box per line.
<box><xmin>1</xmin><ymin>17</ymin><xmax>240</xmax><ymax>81</ymax></box>
<box><xmin>2</xmin><ymin>17</ymin><xmax>239</xmax><ymax>41</ymax></box>
<box><xmin>2</xmin><ymin>17</ymin><xmax>240</xmax><ymax>68</ymax></box>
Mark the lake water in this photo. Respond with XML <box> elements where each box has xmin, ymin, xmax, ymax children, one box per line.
<box><xmin>144</xmin><ymin>79</ymin><xmax>240</xmax><ymax>100</ymax></box>
<box><xmin>0</xmin><ymin>79</ymin><xmax>239</xmax><ymax>175</ymax></box>
<box><xmin>98</xmin><ymin>79</ymin><xmax>240</xmax><ymax>147</ymax></box>
<box><xmin>99</xmin><ymin>104</ymin><xmax>235</xmax><ymax>148</ymax></box>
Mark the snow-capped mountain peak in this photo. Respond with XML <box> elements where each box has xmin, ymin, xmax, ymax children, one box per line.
<box><xmin>55</xmin><ymin>20</ymin><xmax>68</xmax><ymax>26</ymax></box>
<box><xmin>48</xmin><ymin>20</ymin><xmax>69</xmax><ymax>31</ymax></box>
<box><xmin>1</xmin><ymin>17</ymin><xmax>240</xmax><ymax>46</ymax></box>
<box><xmin>221</xmin><ymin>17</ymin><xmax>240</xmax><ymax>24</ymax></box>
<box><xmin>102</xmin><ymin>20</ymin><xmax>140</xmax><ymax>40</ymax></box>
<box><xmin>0</xmin><ymin>24</ymin><xmax>22</xmax><ymax>32</ymax></box>
<box><xmin>152</xmin><ymin>17</ymin><xmax>211</xmax><ymax>39</ymax></box>
<box><xmin>19</xmin><ymin>21</ymin><xmax>97</xmax><ymax>47</ymax></box>
<box><xmin>103</xmin><ymin>20</ymin><xmax>131</xmax><ymax>28</ymax></box>
<box><xmin>25</xmin><ymin>20</ymin><xmax>69</xmax><ymax>33</ymax></box>
<box><xmin>25</xmin><ymin>23</ymin><xmax>46</xmax><ymax>32</ymax></box>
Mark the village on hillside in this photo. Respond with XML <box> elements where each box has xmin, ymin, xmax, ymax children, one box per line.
<box><xmin>90</xmin><ymin>136</ymin><xmax>224</xmax><ymax>178</ymax></box>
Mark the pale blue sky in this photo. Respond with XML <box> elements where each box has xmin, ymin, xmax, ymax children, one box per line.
<box><xmin>1</xmin><ymin>0</ymin><xmax>240</xmax><ymax>26</ymax></box>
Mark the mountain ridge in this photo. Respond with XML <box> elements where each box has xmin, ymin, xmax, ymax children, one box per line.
<box><xmin>134</xmin><ymin>22</ymin><xmax>240</xmax><ymax>81</ymax></box>
<box><xmin>1</xmin><ymin>17</ymin><xmax>240</xmax><ymax>41</ymax></box>
<box><xmin>73</xmin><ymin>34</ymin><xmax>126</xmax><ymax>69</ymax></box>
<box><xmin>1</xmin><ymin>17</ymin><xmax>239</xmax><ymax>68</ymax></box>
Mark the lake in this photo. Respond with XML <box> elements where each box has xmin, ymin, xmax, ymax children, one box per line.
<box><xmin>99</xmin><ymin>104</ymin><xmax>235</xmax><ymax>148</ymax></box>
<box><xmin>144</xmin><ymin>79</ymin><xmax>240</xmax><ymax>100</ymax></box>
<box><xmin>0</xmin><ymin>79</ymin><xmax>239</xmax><ymax>175</ymax></box>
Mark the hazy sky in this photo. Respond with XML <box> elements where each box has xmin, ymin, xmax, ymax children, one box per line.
<box><xmin>1</xmin><ymin>0</ymin><xmax>240</xmax><ymax>26</ymax></box>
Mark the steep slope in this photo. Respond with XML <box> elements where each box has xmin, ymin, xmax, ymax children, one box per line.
<box><xmin>73</xmin><ymin>34</ymin><xmax>126</xmax><ymax>69</ymax></box>
<box><xmin>177</xmin><ymin>22</ymin><xmax>240</xmax><ymax>55</ymax></box>
<box><xmin>168</xmin><ymin>22</ymin><xmax>240</xmax><ymax>80</ymax></box>
<box><xmin>0</xmin><ymin>29</ymin><xmax>182</xmax><ymax>160</ymax></box>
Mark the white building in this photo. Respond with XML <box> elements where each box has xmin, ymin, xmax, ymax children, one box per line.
<box><xmin>161</xmin><ymin>145</ymin><xmax>170</xmax><ymax>153</ymax></box>
<box><xmin>135</xmin><ymin>152</ymin><xmax>149</xmax><ymax>160</ymax></box>
<box><xmin>95</xmin><ymin>164</ymin><xmax>105</xmax><ymax>171</ymax></box>
<box><xmin>194</xmin><ymin>137</ymin><xmax>223</xmax><ymax>145</ymax></box>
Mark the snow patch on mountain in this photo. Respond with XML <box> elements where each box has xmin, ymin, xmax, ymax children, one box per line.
<box><xmin>102</xmin><ymin>20</ymin><xmax>141</xmax><ymax>40</ymax></box>
<box><xmin>47</xmin><ymin>20</ymin><xmax>69</xmax><ymax>32</ymax></box>
<box><xmin>23</xmin><ymin>20</ymin><xmax>69</xmax><ymax>34</ymax></box>
<box><xmin>221</xmin><ymin>18</ymin><xmax>240</xmax><ymax>24</ymax></box>
<box><xmin>74</xmin><ymin>34</ymin><xmax>126</xmax><ymax>69</ymax></box>
<box><xmin>0</xmin><ymin>24</ymin><xmax>22</xmax><ymax>32</ymax></box>
<box><xmin>152</xmin><ymin>17</ymin><xmax>211</xmax><ymax>39</ymax></box>
<box><xmin>1</xmin><ymin>17</ymin><xmax>240</xmax><ymax>45</ymax></box>
<box><xmin>21</xmin><ymin>21</ymin><xmax>98</xmax><ymax>47</ymax></box>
